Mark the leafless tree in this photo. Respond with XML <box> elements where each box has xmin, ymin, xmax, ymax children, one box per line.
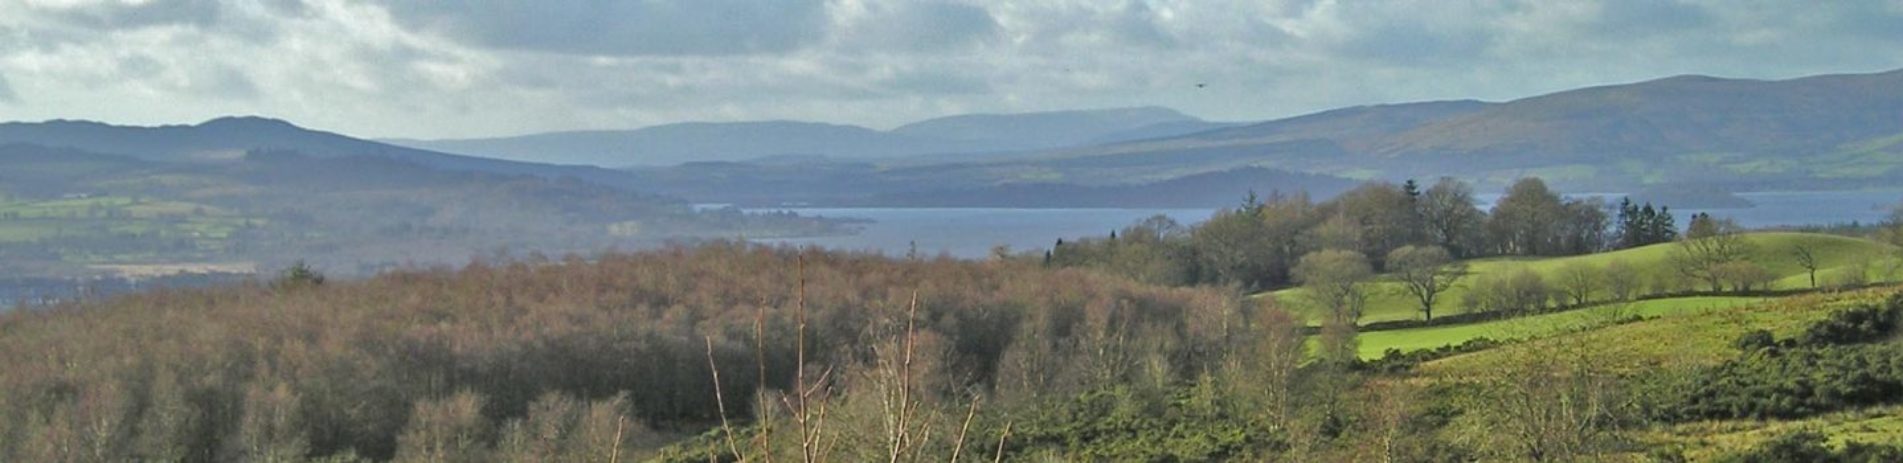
<box><xmin>1387</xmin><ymin>245</ymin><xmax>1467</xmax><ymax>321</ymax></box>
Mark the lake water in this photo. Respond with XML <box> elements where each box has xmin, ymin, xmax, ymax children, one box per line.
<box><xmin>749</xmin><ymin>190</ymin><xmax>1903</xmax><ymax>259</ymax></box>
<box><xmin>749</xmin><ymin>207</ymin><xmax>1216</xmax><ymax>258</ymax></box>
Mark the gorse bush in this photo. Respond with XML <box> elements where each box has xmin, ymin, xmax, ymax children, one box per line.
<box><xmin>1650</xmin><ymin>343</ymin><xmax>1903</xmax><ymax>421</ymax></box>
<box><xmin>1795</xmin><ymin>296</ymin><xmax>1903</xmax><ymax>346</ymax></box>
<box><xmin>0</xmin><ymin>242</ymin><xmax>1246</xmax><ymax>461</ymax></box>
<box><xmin>1715</xmin><ymin>430</ymin><xmax>1903</xmax><ymax>463</ymax></box>
<box><xmin>1647</xmin><ymin>294</ymin><xmax>1903</xmax><ymax>421</ymax></box>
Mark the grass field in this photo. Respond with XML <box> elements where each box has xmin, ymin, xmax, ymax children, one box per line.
<box><xmin>1640</xmin><ymin>405</ymin><xmax>1903</xmax><ymax>461</ymax></box>
<box><xmin>1353</xmin><ymin>296</ymin><xmax>1762</xmax><ymax>359</ymax></box>
<box><xmin>1270</xmin><ymin>232</ymin><xmax>1899</xmax><ymax>327</ymax></box>
<box><xmin>0</xmin><ymin>196</ymin><xmax>259</xmax><ymax>264</ymax></box>
<box><xmin>1419</xmin><ymin>287</ymin><xmax>1895</xmax><ymax>377</ymax></box>
<box><xmin>1402</xmin><ymin>286</ymin><xmax>1903</xmax><ymax>460</ymax></box>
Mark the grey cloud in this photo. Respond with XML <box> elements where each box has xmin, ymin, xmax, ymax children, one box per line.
<box><xmin>878</xmin><ymin>69</ymin><xmax>991</xmax><ymax>95</ymax></box>
<box><xmin>1590</xmin><ymin>0</ymin><xmax>1711</xmax><ymax>37</ymax></box>
<box><xmin>1324</xmin><ymin>1</ymin><xmax>1493</xmax><ymax>66</ymax></box>
<box><xmin>37</xmin><ymin>0</ymin><xmax>224</xmax><ymax>30</ymax></box>
<box><xmin>0</xmin><ymin>74</ymin><xmax>16</xmax><ymax>103</ymax></box>
<box><xmin>384</xmin><ymin>0</ymin><xmax>830</xmax><ymax>57</ymax></box>
<box><xmin>1337</xmin><ymin>21</ymin><xmax>1490</xmax><ymax>66</ymax></box>
<box><xmin>1103</xmin><ymin>1</ymin><xmax>1176</xmax><ymax>49</ymax></box>
<box><xmin>1010</xmin><ymin>1</ymin><xmax>1180</xmax><ymax>51</ymax></box>
<box><xmin>845</xmin><ymin>1</ymin><xmax>1001</xmax><ymax>52</ymax></box>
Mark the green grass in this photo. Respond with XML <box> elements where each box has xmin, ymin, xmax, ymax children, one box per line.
<box><xmin>0</xmin><ymin>222</ymin><xmax>65</xmax><ymax>241</ymax></box>
<box><xmin>1811</xmin><ymin>132</ymin><xmax>1903</xmax><ymax>179</ymax></box>
<box><xmin>1397</xmin><ymin>286</ymin><xmax>1903</xmax><ymax>461</ymax></box>
<box><xmin>1269</xmin><ymin>232</ymin><xmax>1898</xmax><ymax>327</ymax></box>
<box><xmin>1353</xmin><ymin>296</ymin><xmax>1762</xmax><ymax>359</ymax></box>
<box><xmin>1420</xmin><ymin>287</ymin><xmax>1898</xmax><ymax>377</ymax></box>
<box><xmin>1640</xmin><ymin>405</ymin><xmax>1903</xmax><ymax>461</ymax></box>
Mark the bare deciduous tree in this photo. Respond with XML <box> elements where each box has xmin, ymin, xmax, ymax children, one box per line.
<box><xmin>1554</xmin><ymin>261</ymin><xmax>1604</xmax><ymax>306</ymax></box>
<box><xmin>1669</xmin><ymin>214</ymin><xmax>1754</xmax><ymax>292</ymax></box>
<box><xmin>1295</xmin><ymin>250</ymin><xmax>1374</xmax><ymax>325</ymax></box>
<box><xmin>1603</xmin><ymin>259</ymin><xmax>1641</xmax><ymax>301</ymax></box>
<box><xmin>1387</xmin><ymin>245</ymin><xmax>1466</xmax><ymax>321</ymax></box>
<box><xmin>1792</xmin><ymin>244</ymin><xmax>1820</xmax><ymax>289</ymax></box>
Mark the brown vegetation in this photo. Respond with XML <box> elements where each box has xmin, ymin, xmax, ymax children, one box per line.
<box><xmin>0</xmin><ymin>242</ymin><xmax>1245</xmax><ymax>461</ymax></box>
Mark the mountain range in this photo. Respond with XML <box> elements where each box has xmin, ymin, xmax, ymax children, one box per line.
<box><xmin>1012</xmin><ymin>69</ymin><xmax>1903</xmax><ymax>191</ymax></box>
<box><xmin>0</xmin><ymin>117</ymin><xmax>647</xmax><ymax>188</ymax></box>
<box><xmin>384</xmin><ymin>106</ymin><xmax>1233</xmax><ymax>167</ymax></box>
<box><xmin>4</xmin><ymin>67</ymin><xmax>1902</xmax><ymax>211</ymax></box>
<box><xmin>385</xmin><ymin>67</ymin><xmax>1903</xmax><ymax>200</ymax></box>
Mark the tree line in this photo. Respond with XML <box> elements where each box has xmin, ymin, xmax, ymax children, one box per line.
<box><xmin>1049</xmin><ymin>177</ymin><xmax>1675</xmax><ymax>292</ymax></box>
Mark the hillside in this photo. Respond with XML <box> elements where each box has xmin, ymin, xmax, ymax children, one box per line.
<box><xmin>1272</xmin><ymin>232</ymin><xmax>1899</xmax><ymax>328</ymax></box>
<box><xmin>388</xmin><ymin>107</ymin><xmax>1223</xmax><ymax>167</ymax></box>
<box><xmin>0</xmin><ymin>117</ymin><xmax>645</xmax><ymax>188</ymax></box>
<box><xmin>889</xmin><ymin>106</ymin><xmax>1218</xmax><ymax>150</ymax></box>
<box><xmin>1407</xmin><ymin>288</ymin><xmax>1903</xmax><ymax>460</ymax></box>
<box><xmin>0</xmin><ymin>244</ymin><xmax>1240</xmax><ymax>461</ymax></box>
<box><xmin>0</xmin><ymin>135</ymin><xmax>847</xmax><ymax>280</ymax></box>
<box><xmin>990</xmin><ymin>69</ymin><xmax>1903</xmax><ymax>191</ymax></box>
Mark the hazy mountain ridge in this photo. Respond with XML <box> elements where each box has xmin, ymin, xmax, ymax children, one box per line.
<box><xmin>0</xmin><ymin>122</ymin><xmax>851</xmax><ymax>279</ymax></box>
<box><xmin>0</xmin><ymin>117</ymin><xmax>648</xmax><ymax>188</ymax></box>
<box><xmin>385</xmin><ymin>106</ymin><xmax>1225</xmax><ymax>167</ymax></box>
<box><xmin>1021</xmin><ymin>69</ymin><xmax>1903</xmax><ymax>190</ymax></box>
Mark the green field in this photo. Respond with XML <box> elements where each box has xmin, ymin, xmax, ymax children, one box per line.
<box><xmin>0</xmin><ymin>196</ymin><xmax>260</xmax><ymax>263</ymax></box>
<box><xmin>1420</xmin><ymin>288</ymin><xmax>1893</xmax><ymax>377</ymax></box>
<box><xmin>1270</xmin><ymin>232</ymin><xmax>1899</xmax><ymax>327</ymax></box>
<box><xmin>1405</xmin><ymin>286</ymin><xmax>1903</xmax><ymax>459</ymax></box>
<box><xmin>1353</xmin><ymin>296</ymin><xmax>1762</xmax><ymax>359</ymax></box>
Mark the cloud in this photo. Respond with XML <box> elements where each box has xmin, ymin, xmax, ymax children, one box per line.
<box><xmin>833</xmin><ymin>1</ymin><xmax>1001</xmax><ymax>53</ymax></box>
<box><xmin>31</xmin><ymin>0</ymin><xmax>226</xmax><ymax>30</ymax></box>
<box><xmin>383</xmin><ymin>0</ymin><xmax>831</xmax><ymax>57</ymax></box>
<box><xmin>0</xmin><ymin>73</ymin><xmax>15</xmax><ymax>103</ymax></box>
<box><xmin>0</xmin><ymin>0</ymin><xmax>1901</xmax><ymax>139</ymax></box>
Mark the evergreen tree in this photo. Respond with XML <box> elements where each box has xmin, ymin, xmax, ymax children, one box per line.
<box><xmin>1616</xmin><ymin>198</ymin><xmax>1640</xmax><ymax>249</ymax></box>
<box><xmin>1655</xmin><ymin>206</ymin><xmax>1678</xmax><ymax>242</ymax></box>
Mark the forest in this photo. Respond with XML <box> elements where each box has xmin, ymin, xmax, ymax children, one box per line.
<box><xmin>2</xmin><ymin>176</ymin><xmax>1902</xmax><ymax>461</ymax></box>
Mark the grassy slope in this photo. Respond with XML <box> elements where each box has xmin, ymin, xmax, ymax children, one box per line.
<box><xmin>1643</xmin><ymin>406</ymin><xmax>1903</xmax><ymax>461</ymax></box>
<box><xmin>1354</xmin><ymin>296</ymin><xmax>1762</xmax><ymax>359</ymax></box>
<box><xmin>1271</xmin><ymin>232</ymin><xmax>1898</xmax><ymax>327</ymax></box>
<box><xmin>1419</xmin><ymin>288</ymin><xmax>1891</xmax><ymax>376</ymax></box>
<box><xmin>1408</xmin><ymin>287</ymin><xmax>1903</xmax><ymax>459</ymax></box>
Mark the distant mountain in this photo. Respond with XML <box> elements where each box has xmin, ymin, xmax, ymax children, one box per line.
<box><xmin>0</xmin><ymin>141</ymin><xmax>848</xmax><ymax>279</ymax></box>
<box><xmin>0</xmin><ymin>117</ymin><xmax>643</xmax><ymax>188</ymax></box>
<box><xmin>1010</xmin><ymin>69</ymin><xmax>1903</xmax><ymax>191</ymax></box>
<box><xmin>889</xmin><ymin>106</ymin><xmax>1213</xmax><ymax>150</ymax></box>
<box><xmin>385</xmin><ymin>107</ymin><xmax>1225</xmax><ymax>167</ymax></box>
<box><xmin>389</xmin><ymin>121</ymin><xmax>971</xmax><ymax>167</ymax></box>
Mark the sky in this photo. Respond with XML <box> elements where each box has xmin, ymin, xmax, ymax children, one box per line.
<box><xmin>1</xmin><ymin>0</ymin><xmax>1901</xmax><ymax>139</ymax></box>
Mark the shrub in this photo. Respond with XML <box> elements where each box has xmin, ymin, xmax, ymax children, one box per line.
<box><xmin>1716</xmin><ymin>430</ymin><xmax>1903</xmax><ymax>463</ymax></box>
<box><xmin>1796</xmin><ymin>295</ymin><xmax>1903</xmax><ymax>346</ymax></box>
<box><xmin>1732</xmin><ymin>329</ymin><xmax>1776</xmax><ymax>352</ymax></box>
<box><xmin>1647</xmin><ymin>295</ymin><xmax>1903</xmax><ymax>421</ymax></box>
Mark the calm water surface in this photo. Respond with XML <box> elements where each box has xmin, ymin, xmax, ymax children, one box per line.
<box><xmin>749</xmin><ymin>207</ymin><xmax>1215</xmax><ymax>258</ymax></box>
<box><xmin>750</xmin><ymin>190</ymin><xmax>1903</xmax><ymax>259</ymax></box>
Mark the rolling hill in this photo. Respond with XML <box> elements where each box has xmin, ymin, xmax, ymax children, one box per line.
<box><xmin>386</xmin><ymin>107</ymin><xmax>1228</xmax><ymax>167</ymax></box>
<box><xmin>0</xmin><ymin>117</ymin><xmax>646</xmax><ymax>188</ymax></box>
<box><xmin>0</xmin><ymin>120</ymin><xmax>853</xmax><ymax>280</ymax></box>
<box><xmin>992</xmin><ymin>68</ymin><xmax>1903</xmax><ymax>191</ymax></box>
<box><xmin>1272</xmin><ymin>232</ymin><xmax>1900</xmax><ymax>329</ymax></box>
